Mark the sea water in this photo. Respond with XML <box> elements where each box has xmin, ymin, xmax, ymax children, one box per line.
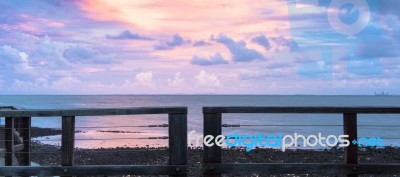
<box><xmin>1</xmin><ymin>95</ymin><xmax>399</xmax><ymax>148</ymax></box>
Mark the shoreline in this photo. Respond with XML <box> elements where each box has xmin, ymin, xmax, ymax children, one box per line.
<box><xmin>1</xmin><ymin>127</ymin><xmax>399</xmax><ymax>176</ymax></box>
<box><xmin>30</xmin><ymin>141</ymin><xmax>400</xmax><ymax>176</ymax></box>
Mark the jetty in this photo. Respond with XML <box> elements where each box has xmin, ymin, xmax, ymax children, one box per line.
<box><xmin>1</xmin><ymin>105</ymin><xmax>400</xmax><ymax>176</ymax></box>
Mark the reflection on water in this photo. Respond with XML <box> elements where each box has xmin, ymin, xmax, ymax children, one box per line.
<box><xmin>2</xmin><ymin>95</ymin><xmax>400</xmax><ymax>148</ymax></box>
<box><xmin>33</xmin><ymin>131</ymin><xmax>169</xmax><ymax>148</ymax></box>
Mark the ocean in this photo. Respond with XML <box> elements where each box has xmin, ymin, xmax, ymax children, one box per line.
<box><xmin>1</xmin><ymin>95</ymin><xmax>400</xmax><ymax>148</ymax></box>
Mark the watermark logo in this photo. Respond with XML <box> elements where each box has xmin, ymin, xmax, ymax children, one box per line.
<box><xmin>327</xmin><ymin>0</ymin><xmax>371</xmax><ymax>36</ymax></box>
<box><xmin>188</xmin><ymin>131</ymin><xmax>384</xmax><ymax>152</ymax></box>
<box><xmin>288</xmin><ymin>0</ymin><xmax>382</xmax><ymax>78</ymax></box>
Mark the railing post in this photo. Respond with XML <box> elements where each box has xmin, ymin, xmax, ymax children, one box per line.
<box><xmin>61</xmin><ymin>116</ymin><xmax>75</xmax><ymax>176</ymax></box>
<box><xmin>20</xmin><ymin>117</ymin><xmax>31</xmax><ymax>166</ymax></box>
<box><xmin>343</xmin><ymin>113</ymin><xmax>358</xmax><ymax>177</ymax></box>
<box><xmin>168</xmin><ymin>113</ymin><xmax>187</xmax><ymax>177</ymax></box>
<box><xmin>203</xmin><ymin>113</ymin><xmax>222</xmax><ymax>177</ymax></box>
<box><xmin>5</xmin><ymin>117</ymin><xmax>14</xmax><ymax>167</ymax></box>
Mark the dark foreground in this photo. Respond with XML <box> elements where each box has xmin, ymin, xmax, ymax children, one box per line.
<box><xmin>30</xmin><ymin>141</ymin><xmax>400</xmax><ymax>177</ymax></box>
<box><xmin>3</xmin><ymin>127</ymin><xmax>398</xmax><ymax>176</ymax></box>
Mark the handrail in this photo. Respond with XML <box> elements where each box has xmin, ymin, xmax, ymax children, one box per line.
<box><xmin>203</xmin><ymin>106</ymin><xmax>400</xmax><ymax>113</ymax></box>
<box><xmin>0</xmin><ymin>106</ymin><xmax>188</xmax><ymax>177</ymax></box>
<box><xmin>0</xmin><ymin>106</ymin><xmax>187</xmax><ymax>117</ymax></box>
<box><xmin>203</xmin><ymin>106</ymin><xmax>400</xmax><ymax>177</ymax></box>
<box><xmin>0</xmin><ymin>106</ymin><xmax>17</xmax><ymax>110</ymax></box>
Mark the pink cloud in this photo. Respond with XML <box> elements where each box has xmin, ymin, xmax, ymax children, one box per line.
<box><xmin>14</xmin><ymin>14</ymin><xmax>66</xmax><ymax>34</ymax></box>
<box><xmin>78</xmin><ymin>0</ymin><xmax>291</xmax><ymax>39</ymax></box>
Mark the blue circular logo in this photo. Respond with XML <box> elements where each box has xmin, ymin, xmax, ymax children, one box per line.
<box><xmin>339</xmin><ymin>3</ymin><xmax>360</xmax><ymax>24</ymax></box>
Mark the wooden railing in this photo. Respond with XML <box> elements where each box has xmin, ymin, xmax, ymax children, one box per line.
<box><xmin>2</xmin><ymin>106</ymin><xmax>400</xmax><ymax>176</ymax></box>
<box><xmin>0</xmin><ymin>106</ymin><xmax>188</xmax><ymax>176</ymax></box>
<box><xmin>0</xmin><ymin>106</ymin><xmax>30</xmax><ymax>167</ymax></box>
<box><xmin>203</xmin><ymin>106</ymin><xmax>400</xmax><ymax>176</ymax></box>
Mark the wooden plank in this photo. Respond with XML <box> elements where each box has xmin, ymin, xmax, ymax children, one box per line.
<box><xmin>203</xmin><ymin>113</ymin><xmax>222</xmax><ymax>177</ymax></box>
<box><xmin>344</xmin><ymin>113</ymin><xmax>358</xmax><ymax>177</ymax></box>
<box><xmin>0</xmin><ymin>107</ymin><xmax>187</xmax><ymax>117</ymax></box>
<box><xmin>168</xmin><ymin>113</ymin><xmax>188</xmax><ymax>177</ymax></box>
<box><xmin>203</xmin><ymin>107</ymin><xmax>400</xmax><ymax>114</ymax></box>
<box><xmin>344</xmin><ymin>113</ymin><xmax>358</xmax><ymax>165</ymax></box>
<box><xmin>0</xmin><ymin>106</ymin><xmax>16</xmax><ymax>110</ymax></box>
<box><xmin>203</xmin><ymin>163</ymin><xmax>400</xmax><ymax>175</ymax></box>
<box><xmin>61</xmin><ymin>116</ymin><xmax>75</xmax><ymax>167</ymax></box>
<box><xmin>0</xmin><ymin>165</ymin><xmax>187</xmax><ymax>176</ymax></box>
<box><xmin>20</xmin><ymin>117</ymin><xmax>31</xmax><ymax>166</ymax></box>
<box><xmin>4</xmin><ymin>117</ymin><xmax>14</xmax><ymax>167</ymax></box>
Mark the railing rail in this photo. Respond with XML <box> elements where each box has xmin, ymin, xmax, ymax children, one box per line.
<box><xmin>203</xmin><ymin>106</ymin><xmax>400</xmax><ymax>177</ymax></box>
<box><xmin>203</xmin><ymin>106</ymin><xmax>400</xmax><ymax>114</ymax></box>
<box><xmin>0</xmin><ymin>106</ymin><xmax>187</xmax><ymax>117</ymax></box>
<box><xmin>0</xmin><ymin>106</ymin><xmax>188</xmax><ymax>177</ymax></box>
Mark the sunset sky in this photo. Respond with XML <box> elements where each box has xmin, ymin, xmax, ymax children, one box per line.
<box><xmin>0</xmin><ymin>0</ymin><xmax>399</xmax><ymax>94</ymax></box>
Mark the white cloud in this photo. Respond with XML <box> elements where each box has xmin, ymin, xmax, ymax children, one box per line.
<box><xmin>168</xmin><ymin>72</ymin><xmax>185</xmax><ymax>87</ymax></box>
<box><xmin>194</xmin><ymin>70</ymin><xmax>221</xmax><ymax>87</ymax></box>
<box><xmin>135</xmin><ymin>71</ymin><xmax>153</xmax><ymax>84</ymax></box>
<box><xmin>0</xmin><ymin>45</ymin><xmax>21</xmax><ymax>64</ymax></box>
<box><xmin>238</xmin><ymin>68</ymin><xmax>266</xmax><ymax>79</ymax></box>
<box><xmin>0</xmin><ymin>45</ymin><xmax>37</xmax><ymax>76</ymax></box>
<box><xmin>15</xmin><ymin>52</ymin><xmax>36</xmax><ymax>76</ymax></box>
<box><xmin>33</xmin><ymin>35</ymin><xmax>72</xmax><ymax>68</ymax></box>
<box><xmin>120</xmin><ymin>71</ymin><xmax>156</xmax><ymax>92</ymax></box>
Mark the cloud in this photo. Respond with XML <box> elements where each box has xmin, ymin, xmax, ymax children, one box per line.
<box><xmin>2</xmin><ymin>0</ymin><xmax>400</xmax><ymax>95</ymax></box>
<box><xmin>214</xmin><ymin>34</ymin><xmax>264</xmax><ymax>62</ymax></box>
<box><xmin>356</xmin><ymin>37</ymin><xmax>399</xmax><ymax>59</ymax></box>
<box><xmin>271</xmin><ymin>36</ymin><xmax>299</xmax><ymax>52</ymax></box>
<box><xmin>193</xmin><ymin>40</ymin><xmax>210</xmax><ymax>47</ymax></box>
<box><xmin>81</xmin><ymin>67</ymin><xmax>106</xmax><ymax>73</ymax></box>
<box><xmin>135</xmin><ymin>71</ymin><xmax>153</xmax><ymax>83</ymax></box>
<box><xmin>63</xmin><ymin>45</ymin><xmax>113</xmax><ymax>64</ymax></box>
<box><xmin>238</xmin><ymin>65</ymin><xmax>296</xmax><ymax>80</ymax></box>
<box><xmin>168</xmin><ymin>72</ymin><xmax>185</xmax><ymax>87</ymax></box>
<box><xmin>379</xmin><ymin>1</ymin><xmax>400</xmax><ymax>18</ymax></box>
<box><xmin>0</xmin><ymin>45</ymin><xmax>36</xmax><ymax>76</ymax></box>
<box><xmin>0</xmin><ymin>0</ymin><xmax>113</xmax><ymax>37</ymax></box>
<box><xmin>0</xmin><ymin>45</ymin><xmax>22</xmax><ymax>65</ymax></box>
<box><xmin>135</xmin><ymin>71</ymin><xmax>154</xmax><ymax>86</ymax></box>
<box><xmin>354</xmin><ymin>15</ymin><xmax>400</xmax><ymax>59</ymax></box>
<box><xmin>30</xmin><ymin>35</ymin><xmax>71</xmax><ymax>68</ymax></box>
<box><xmin>251</xmin><ymin>35</ymin><xmax>270</xmax><ymax>50</ymax></box>
<box><xmin>50</xmin><ymin>76</ymin><xmax>82</xmax><ymax>91</ymax></box>
<box><xmin>15</xmin><ymin>51</ymin><xmax>36</xmax><ymax>75</ymax></box>
<box><xmin>106</xmin><ymin>30</ymin><xmax>152</xmax><ymax>40</ymax></box>
<box><xmin>190</xmin><ymin>52</ymin><xmax>228</xmax><ymax>66</ymax></box>
<box><xmin>238</xmin><ymin>69</ymin><xmax>267</xmax><ymax>80</ymax></box>
<box><xmin>194</xmin><ymin>70</ymin><xmax>221</xmax><ymax>87</ymax></box>
<box><xmin>345</xmin><ymin>57</ymin><xmax>382</xmax><ymax>75</ymax></box>
<box><xmin>78</xmin><ymin>0</ymin><xmax>290</xmax><ymax>41</ymax></box>
<box><xmin>298</xmin><ymin>60</ymin><xmax>332</xmax><ymax>79</ymax></box>
<box><xmin>154</xmin><ymin>34</ymin><xmax>188</xmax><ymax>50</ymax></box>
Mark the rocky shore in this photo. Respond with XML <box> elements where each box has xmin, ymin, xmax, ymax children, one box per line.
<box><xmin>30</xmin><ymin>141</ymin><xmax>400</xmax><ymax>177</ymax></box>
<box><xmin>24</xmin><ymin>127</ymin><xmax>400</xmax><ymax>176</ymax></box>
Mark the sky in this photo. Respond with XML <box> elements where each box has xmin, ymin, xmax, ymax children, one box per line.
<box><xmin>0</xmin><ymin>0</ymin><xmax>399</xmax><ymax>95</ymax></box>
